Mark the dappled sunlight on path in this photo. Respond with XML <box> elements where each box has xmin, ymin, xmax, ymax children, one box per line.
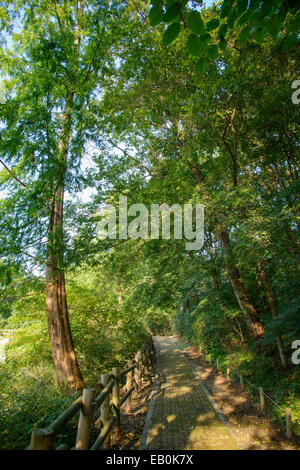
<box><xmin>142</xmin><ymin>336</ymin><xmax>238</xmax><ymax>450</ymax></box>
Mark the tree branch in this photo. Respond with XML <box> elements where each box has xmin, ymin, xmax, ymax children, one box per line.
<box><xmin>0</xmin><ymin>159</ymin><xmax>27</xmax><ymax>188</ymax></box>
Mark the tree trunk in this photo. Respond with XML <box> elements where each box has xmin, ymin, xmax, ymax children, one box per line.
<box><xmin>46</xmin><ymin>94</ymin><xmax>84</xmax><ymax>391</ymax></box>
<box><xmin>45</xmin><ymin>0</ymin><xmax>87</xmax><ymax>391</ymax></box>
<box><xmin>208</xmin><ymin>231</ymin><xmax>226</xmax><ymax>310</ymax></box>
<box><xmin>187</xmin><ymin>161</ymin><xmax>263</xmax><ymax>339</ymax></box>
<box><xmin>216</xmin><ymin>227</ymin><xmax>264</xmax><ymax>340</ymax></box>
<box><xmin>46</xmin><ymin>266</ymin><xmax>84</xmax><ymax>391</ymax></box>
<box><xmin>257</xmin><ymin>260</ymin><xmax>287</xmax><ymax>368</ymax></box>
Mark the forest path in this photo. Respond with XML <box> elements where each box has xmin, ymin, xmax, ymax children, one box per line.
<box><xmin>140</xmin><ymin>336</ymin><xmax>238</xmax><ymax>450</ymax></box>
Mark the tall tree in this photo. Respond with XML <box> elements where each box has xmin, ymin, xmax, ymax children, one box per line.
<box><xmin>0</xmin><ymin>0</ymin><xmax>127</xmax><ymax>390</ymax></box>
<box><xmin>92</xmin><ymin>1</ymin><xmax>298</xmax><ymax>350</ymax></box>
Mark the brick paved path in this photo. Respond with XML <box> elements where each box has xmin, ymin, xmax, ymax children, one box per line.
<box><xmin>142</xmin><ymin>336</ymin><xmax>238</xmax><ymax>450</ymax></box>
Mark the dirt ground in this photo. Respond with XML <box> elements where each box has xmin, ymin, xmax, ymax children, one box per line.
<box><xmin>110</xmin><ymin>378</ymin><xmax>154</xmax><ymax>450</ymax></box>
<box><xmin>173</xmin><ymin>335</ymin><xmax>299</xmax><ymax>450</ymax></box>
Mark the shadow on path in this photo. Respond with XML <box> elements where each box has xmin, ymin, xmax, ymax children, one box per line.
<box><xmin>142</xmin><ymin>336</ymin><xmax>238</xmax><ymax>450</ymax></box>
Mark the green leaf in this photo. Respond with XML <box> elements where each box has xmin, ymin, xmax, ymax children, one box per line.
<box><xmin>149</xmin><ymin>6</ymin><xmax>164</xmax><ymax>26</ymax></box>
<box><xmin>187</xmin><ymin>11</ymin><xmax>205</xmax><ymax>35</ymax></box>
<box><xmin>162</xmin><ymin>22</ymin><xmax>181</xmax><ymax>45</ymax></box>
<box><xmin>251</xmin><ymin>10</ymin><xmax>264</xmax><ymax>28</ymax></box>
<box><xmin>164</xmin><ymin>2</ymin><xmax>182</xmax><ymax>23</ymax></box>
<box><xmin>253</xmin><ymin>28</ymin><xmax>264</xmax><ymax>43</ymax></box>
<box><xmin>187</xmin><ymin>34</ymin><xmax>204</xmax><ymax>57</ymax></box>
<box><xmin>218</xmin><ymin>23</ymin><xmax>228</xmax><ymax>40</ymax></box>
<box><xmin>206</xmin><ymin>44</ymin><xmax>218</xmax><ymax>59</ymax></box>
<box><xmin>282</xmin><ymin>35</ymin><xmax>297</xmax><ymax>52</ymax></box>
<box><xmin>219</xmin><ymin>39</ymin><xmax>227</xmax><ymax>51</ymax></box>
<box><xmin>238</xmin><ymin>11</ymin><xmax>251</xmax><ymax>26</ymax></box>
<box><xmin>195</xmin><ymin>57</ymin><xmax>206</xmax><ymax>73</ymax></box>
<box><xmin>267</xmin><ymin>14</ymin><xmax>280</xmax><ymax>35</ymax></box>
<box><xmin>227</xmin><ymin>10</ymin><xmax>237</xmax><ymax>29</ymax></box>
<box><xmin>238</xmin><ymin>26</ymin><xmax>251</xmax><ymax>44</ymax></box>
<box><xmin>199</xmin><ymin>32</ymin><xmax>211</xmax><ymax>42</ymax></box>
<box><xmin>206</xmin><ymin>18</ymin><xmax>220</xmax><ymax>32</ymax></box>
<box><xmin>166</xmin><ymin>0</ymin><xmax>179</xmax><ymax>6</ymax></box>
<box><xmin>238</xmin><ymin>0</ymin><xmax>248</xmax><ymax>16</ymax></box>
<box><xmin>249</xmin><ymin>0</ymin><xmax>259</xmax><ymax>11</ymax></box>
<box><xmin>220</xmin><ymin>0</ymin><xmax>231</xmax><ymax>19</ymax></box>
<box><xmin>278</xmin><ymin>7</ymin><xmax>287</xmax><ymax>26</ymax></box>
<box><xmin>260</xmin><ymin>0</ymin><xmax>275</xmax><ymax>18</ymax></box>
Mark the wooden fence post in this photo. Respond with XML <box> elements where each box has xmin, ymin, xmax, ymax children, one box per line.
<box><xmin>75</xmin><ymin>388</ymin><xmax>95</xmax><ymax>450</ymax></box>
<box><xmin>146</xmin><ymin>346</ymin><xmax>151</xmax><ymax>371</ymax></box>
<box><xmin>126</xmin><ymin>360</ymin><xmax>133</xmax><ymax>412</ymax></box>
<box><xmin>285</xmin><ymin>408</ymin><xmax>292</xmax><ymax>439</ymax></box>
<box><xmin>148</xmin><ymin>342</ymin><xmax>153</xmax><ymax>367</ymax></box>
<box><xmin>112</xmin><ymin>367</ymin><xmax>120</xmax><ymax>432</ymax></box>
<box><xmin>239</xmin><ymin>375</ymin><xmax>244</xmax><ymax>390</ymax></box>
<box><xmin>227</xmin><ymin>367</ymin><xmax>230</xmax><ymax>379</ymax></box>
<box><xmin>259</xmin><ymin>386</ymin><xmax>265</xmax><ymax>412</ymax></box>
<box><xmin>134</xmin><ymin>350</ymin><xmax>142</xmax><ymax>396</ymax></box>
<box><xmin>145</xmin><ymin>349</ymin><xmax>149</xmax><ymax>372</ymax></box>
<box><xmin>100</xmin><ymin>374</ymin><xmax>111</xmax><ymax>449</ymax></box>
<box><xmin>145</xmin><ymin>349</ymin><xmax>150</xmax><ymax>375</ymax></box>
<box><xmin>30</xmin><ymin>429</ymin><xmax>54</xmax><ymax>450</ymax></box>
<box><xmin>146</xmin><ymin>347</ymin><xmax>152</xmax><ymax>380</ymax></box>
<box><xmin>141</xmin><ymin>351</ymin><xmax>146</xmax><ymax>381</ymax></box>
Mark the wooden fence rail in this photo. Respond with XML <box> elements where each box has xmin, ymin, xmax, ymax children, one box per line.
<box><xmin>29</xmin><ymin>335</ymin><xmax>154</xmax><ymax>450</ymax></box>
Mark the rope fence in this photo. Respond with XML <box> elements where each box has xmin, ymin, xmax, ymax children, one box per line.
<box><xmin>198</xmin><ymin>347</ymin><xmax>296</xmax><ymax>440</ymax></box>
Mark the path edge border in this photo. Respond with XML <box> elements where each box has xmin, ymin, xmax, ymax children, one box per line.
<box><xmin>139</xmin><ymin>336</ymin><xmax>160</xmax><ymax>450</ymax></box>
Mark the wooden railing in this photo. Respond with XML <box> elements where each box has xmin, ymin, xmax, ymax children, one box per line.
<box><xmin>29</xmin><ymin>336</ymin><xmax>154</xmax><ymax>450</ymax></box>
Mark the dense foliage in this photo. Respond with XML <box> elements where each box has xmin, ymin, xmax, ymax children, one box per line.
<box><xmin>0</xmin><ymin>0</ymin><xmax>299</xmax><ymax>449</ymax></box>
